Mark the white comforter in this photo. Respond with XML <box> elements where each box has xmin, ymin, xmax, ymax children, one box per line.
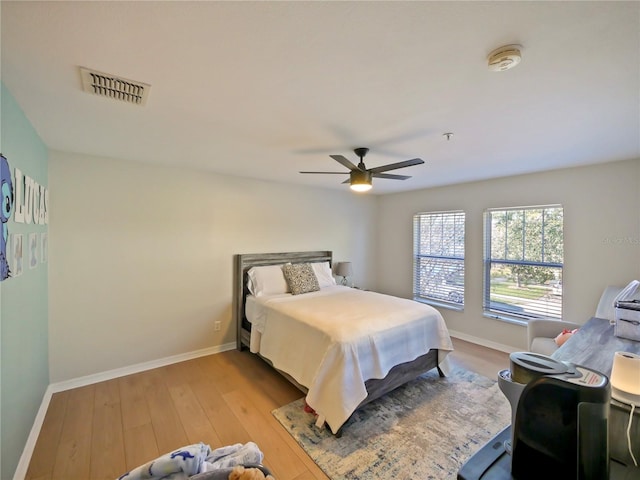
<box><xmin>246</xmin><ymin>285</ymin><xmax>453</xmax><ymax>433</ymax></box>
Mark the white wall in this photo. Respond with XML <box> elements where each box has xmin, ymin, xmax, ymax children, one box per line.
<box><xmin>48</xmin><ymin>151</ymin><xmax>377</xmax><ymax>382</ymax></box>
<box><xmin>376</xmin><ymin>158</ymin><xmax>640</xmax><ymax>351</ymax></box>
<box><xmin>48</xmin><ymin>152</ymin><xmax>640</xmax><ymax>381</ymax></box>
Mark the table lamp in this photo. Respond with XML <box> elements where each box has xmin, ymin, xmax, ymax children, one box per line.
<box><xmin>335</xmin><ymin>262</ymin><xmax>353</xmax><ymax>286</ymax></box>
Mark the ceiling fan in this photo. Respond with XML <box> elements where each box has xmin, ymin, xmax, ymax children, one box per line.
<box><xmin>300</xmin><ymin>148</ymin><xmax>425</xmax><ymax>192</ymax></box>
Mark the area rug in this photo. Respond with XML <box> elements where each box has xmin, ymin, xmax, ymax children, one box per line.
<box><xmin>272</xmin><ymin>368</ymin><xmax>510</xmax><ymax>480</ymax></box>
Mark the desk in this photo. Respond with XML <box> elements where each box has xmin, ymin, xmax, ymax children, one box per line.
<box><xmin>552</xmin><ymin>317</ymin><xmax>640</xmax><ymax>375</ymax></box>
<box><xmin>553</xmin><ymin>317</ymin><xmax>640</xmax><ymax>473</ymax></box>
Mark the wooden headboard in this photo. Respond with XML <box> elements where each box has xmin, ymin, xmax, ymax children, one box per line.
<box><xmin>233</xmin><ymin>250</ymin><xmax>333</xmax><ymax>350</ymax></box>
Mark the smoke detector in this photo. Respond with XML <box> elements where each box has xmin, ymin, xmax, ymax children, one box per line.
<box><xmin>79</xmin><ymin>67</ymin><xmax>150</xmax><ymax>105</ymax></box>
<box><xmin>487</xmin><ymin>45</ymin><xmax>522</xmax><ymax>72</ymax></box>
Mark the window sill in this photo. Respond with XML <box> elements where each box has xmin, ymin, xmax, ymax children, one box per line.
<box><xmin>482</xmin><ymin>312</ymin><xmax>527</xmax><ymax>327</ymax></box>
<box><xmin>414</xmin><ymin>297</ymin><xmax>464</xmax><ymax>312</ymax></box>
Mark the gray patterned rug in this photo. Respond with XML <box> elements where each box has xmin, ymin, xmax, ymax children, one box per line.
<box><xmin>272</xmin><ymin>368</ymin><xmax>510</xmax><ymax>480</ymax></box>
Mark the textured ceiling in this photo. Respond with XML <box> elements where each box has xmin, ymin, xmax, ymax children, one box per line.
<box><xmin>2</xmin><ymin>1</ymin><xmax>639</xmax><ymax>194</ymax></box>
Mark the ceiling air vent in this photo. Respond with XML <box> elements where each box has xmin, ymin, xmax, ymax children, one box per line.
<box><xmin>79</xmin><ymin>67</ymin><xmax>150</xmax><ymax>106</ymax></box>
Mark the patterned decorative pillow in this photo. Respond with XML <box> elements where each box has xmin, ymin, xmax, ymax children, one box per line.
<box><xmin>282</xmin><ymin>263</ymin><xmax>320</xmax><ymax>295</ymax></box>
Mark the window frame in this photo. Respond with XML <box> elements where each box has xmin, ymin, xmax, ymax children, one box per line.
<box><xmin>413</xmin><ymin>210</ymin><xmax>466</xmax><ymax>310</ymax></box>
<box><xmin>483</xmin><ymin>205</ymin><xmax>564</xmax><ymax>324</ymax></box>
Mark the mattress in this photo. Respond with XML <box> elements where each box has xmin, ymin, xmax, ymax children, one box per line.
<box><xmin>245</xmin><ymin>285</ymin><xmax>453</xmax><ymax>433</ymax></box>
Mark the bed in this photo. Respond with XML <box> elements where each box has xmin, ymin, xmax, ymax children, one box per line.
<box><xmin>232</xmin><ymin>251</ymin><xmax>453</xmax><ymax>434</ymax></box>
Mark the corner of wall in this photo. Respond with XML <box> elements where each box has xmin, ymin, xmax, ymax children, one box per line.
<box><xmin>1</xmin><ymin>82</ymin><xmax>50</xmax><ymax>480</ymax></box>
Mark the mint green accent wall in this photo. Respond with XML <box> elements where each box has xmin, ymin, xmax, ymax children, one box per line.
<box><xmin>0</xmin><ymin>83</ymin><xmax>49</xmax><ymax>480</ymax></box>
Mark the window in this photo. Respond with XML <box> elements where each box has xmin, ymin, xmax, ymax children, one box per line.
<box><xmin>413</xmin><ymin>211</ymin><xmax>465</xmax><ymax>308</ymax></box>
<box><xmin>483</xmin><ymin>205</ymin><xmax>563</xmax><ymax>322</ymax></box>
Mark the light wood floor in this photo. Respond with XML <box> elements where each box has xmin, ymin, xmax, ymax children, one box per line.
<box><xmin>25</xmin><ymin>338</ymin><xmax>509</xmax><ymax>480</ymax></box>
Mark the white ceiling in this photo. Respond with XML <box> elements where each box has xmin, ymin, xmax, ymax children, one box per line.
<box><xmin>2</xmin><ymin>1</ymin><xmax>639</xmax><ymax>194</ymax></box>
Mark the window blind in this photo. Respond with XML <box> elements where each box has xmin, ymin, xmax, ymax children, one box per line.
<box><xmin>413</xmin><ymin>211</ymin><xmax>465</xmax><ymax>306</ymax></box>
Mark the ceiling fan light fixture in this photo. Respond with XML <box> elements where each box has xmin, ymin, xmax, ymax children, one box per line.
<box><xmin>350</xmin><ymin>170</ymin><xmax>372</xmax><ymax>192</ymax></box>
<box><xmin>300</xmin><ymin>147</ymin><xmax>423</xmax><ymax>191</ymax></box>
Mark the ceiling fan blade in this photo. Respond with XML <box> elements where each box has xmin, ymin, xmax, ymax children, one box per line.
<box><xmin>300</xmin><ymin>171</ymin><xmax>349</xmax><ymax>174</ymax></box>
<box><xmin>341</xmin><ymin>179</ymin><xmax>350</xmax><ymax>184</ymax></box>
<box><xmin>368</xmin><ymin>158</ymin><xmax>424</xmax><ymax>174</ymax></box>
<box><xmin>372</xmin><ymin>173</ymin><xmax>411</xmax><ymax>180</ymax></box>
<box><xmin>330</xmin><ymin>154</ymin><xmax>359</xmax><ymax>171</ymax></box>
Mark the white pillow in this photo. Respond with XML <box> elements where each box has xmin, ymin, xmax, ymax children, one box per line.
<box><xmin>247</xmin><ymin>265</ymin><xmax>289</xmax><ymax>297</ymax></box>
<box><xmin>311</xmin><ymin>262</ymin><xmax>337</xmax><ymax>288</ymax></box>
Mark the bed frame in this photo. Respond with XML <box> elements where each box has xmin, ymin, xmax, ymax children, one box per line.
<box><xmin>232</xmin><ymin>251</ymin><xmax>444</xmax><ymax>422</ymax></box>
<box><xmin>233</xmin><ymin>250</ymin><xmax>334</xmax><ymax>350</ymax></box>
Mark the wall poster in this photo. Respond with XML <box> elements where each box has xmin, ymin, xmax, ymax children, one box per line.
<box><xmin>0</xmin><ymin>153</ymin><xmax>49</xmax><ymax>280</ymax></box>
<box><xmin>28</xmin><ymin>232</ymin><xmax>38</xmax><ymax>269</ymax></box>
<box><xmin>11</xmin><ymin>233</ymin><xmax>23</xmax><ymax>277</ymax></box>
<box><xmin>1</xmin><ymin>154</ymin><xmax>13</xmax><ymax>280</ymax></box>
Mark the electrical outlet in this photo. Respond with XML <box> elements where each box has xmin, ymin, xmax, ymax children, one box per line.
<box><xmin>214</xmin><ymin>321</ymin><xmax>221</xmax><ymax>331</ymax></box>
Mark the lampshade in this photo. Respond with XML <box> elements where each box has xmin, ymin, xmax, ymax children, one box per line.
<box><xmin>335</xmin><ymin>262</ymin><xmax>353</xmax><ymax>278</ymax></box>
<box><xmin>611</xmin><ymin>351</ymin><xmax>640</xmax><ymax>406</ymax></box>
<box><xmin>350</xmin><ymin>170</ymin><xmax>372</xmax><ymax>192</ymax></box>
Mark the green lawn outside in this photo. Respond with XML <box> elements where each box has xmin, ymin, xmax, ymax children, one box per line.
<box><xmin>490</xmin><ymin>282</ymin><xmax>549</xmax><ymax>300</ymax></box>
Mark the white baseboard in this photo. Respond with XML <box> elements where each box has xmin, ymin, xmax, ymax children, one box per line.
<box><xmin>48</xmin><ymin>342</ymin><xmax>236</xmax><ymax>393</ymax></box>
<box><xmin>448</xmin><ymin>329</ymin><xmax>520</xmax><ymax>354</ymax></box>
<box><xmin>13</xmin><ymin>342</ymin><xmax>236</xmax><ymax>480</ymax></box>
<box><xmin>13</xmin><ymin>384</ymin><xmax>55</xmax><ymax>480</ymax></box>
